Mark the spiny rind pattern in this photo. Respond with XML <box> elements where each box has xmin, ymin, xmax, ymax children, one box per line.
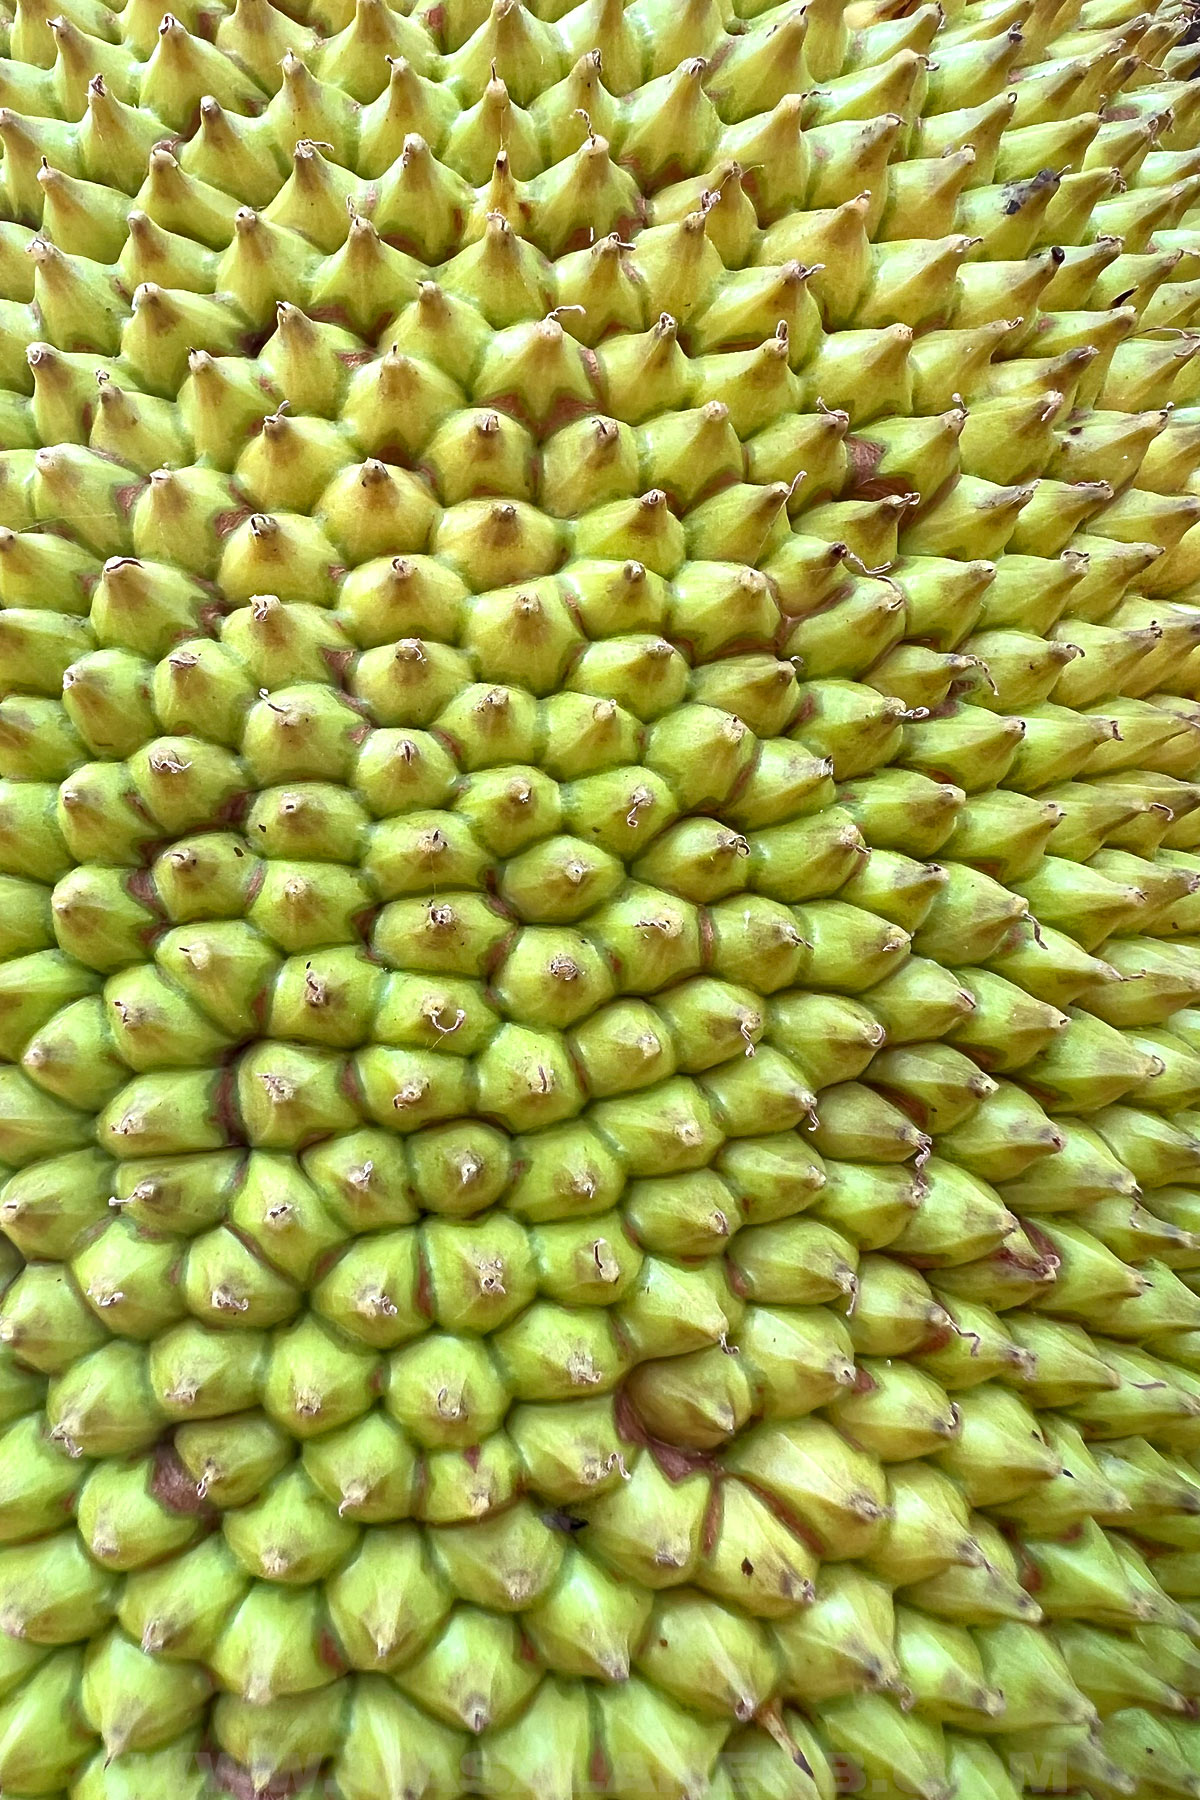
<box><xmin>2</xmin><ymin>0</ymin><xmax>1200</xmax><ymax>1794</ymax></box>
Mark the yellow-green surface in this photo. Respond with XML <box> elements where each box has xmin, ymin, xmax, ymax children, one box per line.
<box><xmin>1</xmin><ymin>0</ymin><xmax>1200</xmax><ymax>1792</ymax></box>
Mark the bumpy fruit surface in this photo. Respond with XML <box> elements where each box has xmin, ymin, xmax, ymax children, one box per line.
<box><xmin>1</xmin><ymin>0</ymin><xmax>1200</xmax><ymax>1793</ymax></box>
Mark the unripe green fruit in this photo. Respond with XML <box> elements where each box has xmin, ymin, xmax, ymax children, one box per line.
<box><xmin>71</xmin><ymin>1216</ymin><xmax>187</xmax><ymax>1339</ymax></box>
<box><xmin>151</xmin><ymin>642</ymin><xmax>256</xmax><ymax>748</ymax></box>
<box><xmin>386</xmin><ymin>1331</ymin><xmax>508</xmax><ymax>1447</ymax></box>
<box><xmin>81</xmin><ymin>1627</ymin><xmax>212</xmax><ymax>1757</ymax></box>
<box><xmin>303</xmin><ymin>1411</ymin><xmax>420</xmax><ymax>1523</ymax></box>
<box><xmin>773</xmin><ymin>1563</ymin><xmax>900</xmax><ymax>1704</ymax></box>
<box><xmin>174</xmin><ymin>1413</ymin><xmax>291</xmax><ymax>1510</ymax></box>
<box><xmin>0</xmin><ymin>1412</ymin><xmax>84</xmax><ymax>1541</ymax></box>
<box><xmin>0</xmin><ymin>1261</ymin><xmax>107</xmax><ymax>1373</ymax></box>
<box><xmin>0</xmin><ymin>1068</ymin><xmax>92</xmax><ymax>1166</ymax></box>
<box><xmin>210</xmin><ymin>1584</ymin><xmax>341</xmax><ymax>1707</ymax></box>
<box><xmin>727</xmin><ymin>1417</ymin><xmax>889</xmax><ymax>1561</ymax></box>
<box><xmin>731</xmin><ymin>1216</ymin><xmax>857</xmax><ymax>1307</ymax></box>
<box><xmin>0</xmin><ymin>1649</ymin><xmax>104</xmax><ymax>1789</ymax></box>
<box><xmin>149</xmin><ymin>834</ymin><xmax>260</xmax><ymax>924</ymax></box>
<box><xmin>251</xmin><ymin>858</ymin><xmax>374</xmax><ymax>951</ymax></box>
<box><xmin>420</xmin><ymin>783</ymin><xmax>531</xmax><ymax>918</ymax></box>
<box><xmin>0</xmin><ymin>694</ymin><xmax>85</xmax><ymax>780</ymax></box>
<box><xmin>0</xmin><ymin>1</ymin><xmax>1197</xmax><ymax>1784</ymax></box>
<box><xmin>90</xmin><ymin>558</ymin><xmax>208</xmax><ymax>660</ymax></box>
<box><xmin>807</xmin><ymin>1160</ymin><xmax>922</xmax><ymax>1250</ymax></box>
<box><xmin>223</xmin><ymin>1463</ymin><xmax>359</xmax><ymax>1584</ymax></box>
<box><xmin>0</xmin><ymin>878</ymin><xmax>55</xmax><ymax>958</ymax></box>
<box><xmin>716</xmin><ymin>1131</ymin><xmax>827</xmax><ymax>1226</ymax></box>
<box><xmin>47</xmin><ymin>1339</ymin><xmax>166</xmax><ymax>1461</ymax></box>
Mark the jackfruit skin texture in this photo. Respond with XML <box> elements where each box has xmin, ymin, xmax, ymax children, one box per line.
<box><xmin>3</xmin><ymin>0</ymin><xmax>1200</xmax><ymax>1793</ymax></box>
